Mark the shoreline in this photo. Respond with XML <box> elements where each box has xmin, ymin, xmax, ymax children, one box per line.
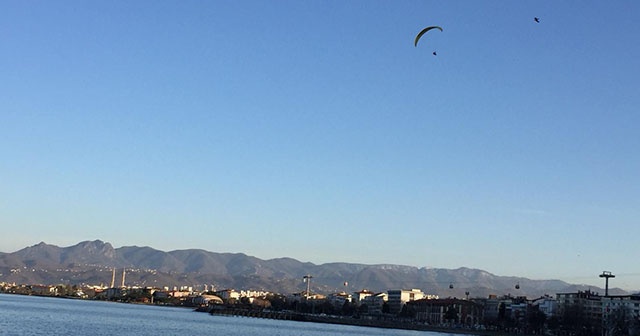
<box><xmin>1</xmin><ymin>293</ymin><xmax>514</xmax><ymax>335</ymax></box>
<box><xmin>205</xmin><ymin>307</ymin><xmax>512</xmax><ymax>336</ymax></box>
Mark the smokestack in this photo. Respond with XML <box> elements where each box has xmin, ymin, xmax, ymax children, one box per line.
<box><xmin>110</xmin><ymin>268</ymin><xmax>116</xmax><ymax>288</ymax></box>
<box><xmin>121</xmin><ymin>268</ymin><xmax>126</xmax><ymax>288</ymax></box>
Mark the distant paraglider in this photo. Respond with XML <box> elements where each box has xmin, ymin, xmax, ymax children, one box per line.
<box><xmin>414</xmin><ymin>26</ymin><xmax>443</xmax><ymax>47</ymax></box>
<box><xmin>515</xmin><ymin>282</ymin><xmax>520</xmax><ymax>289</ymax></box>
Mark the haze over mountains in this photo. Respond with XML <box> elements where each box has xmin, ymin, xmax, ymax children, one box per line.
<box><xmin>0</xmin><ymin>240</ymin><xmax>627</xmax><ymax>298</ymax></box>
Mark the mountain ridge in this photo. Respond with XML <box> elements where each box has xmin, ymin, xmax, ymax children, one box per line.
<box><xmin>0</xmin><ymin>240</ymin><xmax>628</xmax><ymax>298</ymax></box>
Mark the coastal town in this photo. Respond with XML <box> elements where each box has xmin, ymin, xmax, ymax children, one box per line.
<box><xmin>3</xmin><ymin>1</ymin><xmax>637</xmax><ymax>335</ymax></box>
<box><xmin>2</xmin><ymin>270</ymin><xmax>639</xmax><ymax>336</ymax></box>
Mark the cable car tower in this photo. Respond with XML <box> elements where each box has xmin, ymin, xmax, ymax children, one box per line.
<box><xmin>599</xmin><ymin>271</ymin><xmax>615</xmax><ymax>297</ymax></box>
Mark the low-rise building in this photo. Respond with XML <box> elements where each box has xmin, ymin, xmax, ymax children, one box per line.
<box><xmin>289</xmin><ymin>291</ymin><xmax>325</xmax><ymax>302</ymax></box>
<box><xmin>409</xmin><ymin>298</ymin><xmax>484</xmax><ymax>326</ymax></box>
<box><xmin>102</xmin><ymin>287</ymin><xmax>126</xmax><ymax>299</ymax></box>
<box><xmin>353</xmin><ymin>289</ymin><xmax>375</xmax><ymax>305</ymax></box>
<box><xmin>169</xmin><ymin>290</ymin><xmax>192</xmax><ymax>298</ymax></box>
<box><xmin>327</xmin><ymin>291</ymin><xmax>351</xmax><ymax>307</ymax></box>
<box><xmin>192</xmin><ymin>294</ymin><xmax>223</xmax><ymax>306</ymax></box>
<box><xmin>215</xmin><ymin>289</ymin><xmax>240</xmax><ymax>301</ymax></box>
<box><xmin>240</xmin><ymin>290</ymin><xmax>270</xmax><ymax>298</ymax></box>
<box><xmin>30</xmin><ymin>285</ymin><xmax>56</xmax><ymax>296</ymax></box>
<box><xmin>531</xmin><ymin>295</ymin><xmax>557</xmax><ymax>318</ymax></box>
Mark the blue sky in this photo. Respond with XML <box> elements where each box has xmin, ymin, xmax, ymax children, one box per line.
<box><xmin>1</xmin><ymin>1</ymin><xmax>639</xmax><ymax>291</ymax></box>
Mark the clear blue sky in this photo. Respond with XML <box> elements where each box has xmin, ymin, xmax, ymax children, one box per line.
<box><xmin>1</xmin><ymin>1</ymin><xmax>639</xmax><ymax>290</ymax></box>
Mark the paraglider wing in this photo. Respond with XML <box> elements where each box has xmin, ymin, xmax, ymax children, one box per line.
<box><xmin>414</xmin><ymin>26</ymin><xmax>443</xmax><ymax>47</ymax></box>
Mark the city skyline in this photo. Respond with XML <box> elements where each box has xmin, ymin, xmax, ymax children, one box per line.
<box><xmin>1</xmin><ymin>2</ymin><xmax>639</xmax><ymax>290</ymax></box>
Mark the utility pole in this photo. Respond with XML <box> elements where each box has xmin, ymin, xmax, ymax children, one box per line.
<box><xmin>599</xmin><ymin>271</ymin><xmax>615</xmax><ymax>297</ymax></box>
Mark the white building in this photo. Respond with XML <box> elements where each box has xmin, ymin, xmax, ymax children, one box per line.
<box><xmin>353</xmin><ymin>289</ymin><xmax>375</xmax><ymax>305</ymax></box>
<box><xmin>215</xmin><ymin>289</ymin><xmax>240</xmax><ymax>301</ymax></box>
<box><xmin>387</xmin><ymin>289</ymin><xmax>425</xmax><ymax>314</ymax></box>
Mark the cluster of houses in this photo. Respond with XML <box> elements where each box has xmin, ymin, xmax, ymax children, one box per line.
<box><xmin>2</xmin><ymin>280</ymin><xmax>639</xmax><ymax>334</ymax></box>
<box><xmin>157</xmin><ymin>285</ymin><xmax>640</xmax><ymax>333</ymax></box>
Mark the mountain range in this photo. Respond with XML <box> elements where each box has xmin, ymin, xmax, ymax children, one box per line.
<box><xmin>0</xmin><ymin>240</ymin><xmax>626</xmax><ymax>298</ymax></box>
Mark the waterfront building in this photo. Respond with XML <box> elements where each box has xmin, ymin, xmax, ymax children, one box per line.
<box><xmin>361</xmin><ymin>292</ymin><xmax>387</xmax><ymax>315</ymax></box>
<box><xmin>169</xmin><ymin>290</ymin><xmax>192</xmax><ymax>298</ymax></box>
<box><xmin>240</xmin><ymin>289</ymin><xmax>271</xmax><ymax>298</ymax></box>
<box><xmin>327</xmin><ymin>291</ymin><xmax>352</xmax><ymax>307</ymax></box>
<box><xmin>30</xmin><ymin>285</ymin><xmax>56</xmax><ymax>296</ymax></box>
<box><xmin>387</xmin><ymin>289</ymin><xmax>425</xmax><ymax>314</ymax></box>
<box><xmin>409</xmin><ymin>297</ymin><xmax>484</xmax><ymax>326</ymax></box>
<box><xmin>288</xmin><ymin>291</ymin><xmax>325</xmax><ymax>302</ymax></box>
<box><xmin>152</xmin><ymin>290</ymin><xmax>170</xmax><ymax>300</ymax></box>
<box><xmin>480</xmin><ymin>294</ymin><xmax>525</xmax><ymax>323</ymax></box>
<box><xmin>192</xmin><ymin>294</ymin><xmax>223</xmax><ymax>306</ymax></box>
<box><xmin>102</xmin><ymin>287</ymin><xmax>126</xmax><ymax>299</ymax></box>
<box><xmin>352</xmin><ymin>289</ymin><xmax>374</xmax><ymax>305</ymax></box>
<box><xmin>214</xmin><ymin>289</ymin><xmax>240</xmax><ymax>301</ymax></box>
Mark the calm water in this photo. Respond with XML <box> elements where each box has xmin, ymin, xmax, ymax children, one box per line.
<box><xmin>0</xmin><ymin>294</ymin><xmax>456</xmax><ymax>336</ymax></box>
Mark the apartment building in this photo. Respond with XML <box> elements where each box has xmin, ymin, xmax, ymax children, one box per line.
<box><xmin>387</xmin><ymin>289</ymin><xmax>425</xmax><ymax>314</ymax></box>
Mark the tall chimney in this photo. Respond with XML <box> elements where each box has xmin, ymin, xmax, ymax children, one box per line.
<box><xmin>110</xmin><ymin>268</ymin><xmax>116</xmax><ymax>288</ymax></box>
<box><xmin>121</xmin><ymin>268</ymin><xmax>126</xmax><ymax>288</ymax></box>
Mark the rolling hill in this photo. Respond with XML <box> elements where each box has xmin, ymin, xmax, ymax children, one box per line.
<box><xmin>0</xmin><ymin>240</ymin><xmax>626</xmax><ymax>298</ymax></box>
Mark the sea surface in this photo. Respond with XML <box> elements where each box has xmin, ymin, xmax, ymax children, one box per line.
<box><xmin>0</xmin><ymin>294</ymin><xmax>457</xmax><ymax>336</ymax></box>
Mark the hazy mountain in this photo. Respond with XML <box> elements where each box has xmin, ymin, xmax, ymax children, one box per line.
<box><xmin>0</xmin><ymin>240</ymin><xmax>627</xmax><ymax>298</ymax></box>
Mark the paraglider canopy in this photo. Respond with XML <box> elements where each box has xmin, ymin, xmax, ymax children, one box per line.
<box><xmin>414</xmin><ymin>26</ymin><xmax>443</xmax><ymax>47</ymax></box>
